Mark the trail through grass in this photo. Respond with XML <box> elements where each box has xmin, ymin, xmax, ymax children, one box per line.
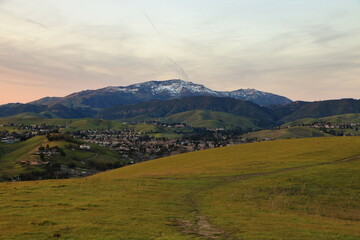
<box><xmin>0</xmin><ymin>137</ymin><xmax>360</xmax><ymax>239</ymax></box>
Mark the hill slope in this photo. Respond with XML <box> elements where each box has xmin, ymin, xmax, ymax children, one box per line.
<box><xmin>0</xmin><ymin>115</ymin><xmax>127</xmax><ymax>130</ymax></box>
<box><xmin>0</xmin><ymin>103</ymin><xmax>96</xmax><ymax>119</ymax></box>
<box><xmin>0</xmin><ymin>137</ymin><xmax>359</xmax><ymax>239</ymax></box>
<box><xmin>0</xmin><ymin>135</ymin><xmax>130</xmax><ymax>181</ymax></box>
<box><xmin>166</xmin><ymin>110</ymin><xmax>259</xmax><ymax>129</ymax></box>
<box><xmin>99</xmin><ymin>96</ymin><xmax>275</xmax><ymax>127</ymax></box>
<box><xmin>286</xmin><ymin>113</ymin><xmax>360</xmax><ymax>126</ymax></box>
<box><xmin>243</xmin><ymin>126</ymin><xmax>331</xmax><ymax>140</ymax></box>
<box><xmin>280</xmin><ymin>99</ymin><xmax>360</xmax><ymax>122</ymax></box>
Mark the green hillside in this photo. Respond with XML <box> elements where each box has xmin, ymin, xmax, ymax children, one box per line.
<box><xmin>166</xmin><ymin>110</ymin><xmax>259</xmax><ymax>129</ymax></box>
<box><xmin>0</xmin><ymin>135</ymin><xmax>129</xmax><ymax>181</ymax></box>
<box><xmin>243</xmin><ymin>126</ymin><xmax>331</xmax><ymax>140</ymax></box>
<box><xmin>281</xmin><ymin>99</ymin><xmax>360</xmax><ymax>122</ymax></box>
<box><xmin>0</xmin><ymin>115</ymin><xmax>128</xmax><ymax>131</ymax></box>
<box><xmin>99</xmin><ymin>96</ymin><xmax>275</xmax><ymax>127</ymax></box>
<box><xmin>286</xmin><ymin>113</ymin><xmax>360</xmax><ymax>126</ymax></box>
<box><xmin>0</xmin><ymin>137</ymin><xmax>359</xmax><ymax>239</ymax></box>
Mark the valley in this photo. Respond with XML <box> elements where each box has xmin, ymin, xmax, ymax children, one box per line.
<box><xmin>2</xmin><ymin>102</ymin><xmax>360</xmax><ymax>181</ymax></box>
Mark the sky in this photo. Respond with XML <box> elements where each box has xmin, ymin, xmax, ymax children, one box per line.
<box><xmin>0</xmin><ymin>0</ymin><xmax>359</xmax><ymax>104</ymax></box>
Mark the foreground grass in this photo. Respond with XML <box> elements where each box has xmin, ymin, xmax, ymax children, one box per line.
<box><xmin>0</xmin><ymin>137</ymin><xmax>360</xmax><ymax>239</ymax></box>
<box><xmin>200</xmin><ymin>158</ymin><xmax>360</xmax><ymax>240</ymax></box>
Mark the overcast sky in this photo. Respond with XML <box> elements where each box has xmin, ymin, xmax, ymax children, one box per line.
<box><xmin>0</xmin><ymin>0</ymin><xmax>359</xmax><ymax>104</ymax></box>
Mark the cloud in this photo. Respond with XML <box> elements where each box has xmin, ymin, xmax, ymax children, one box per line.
<box><xmin>307</xmin><ymin>25</ymin><xmax>347</xmax><ymax>44</ymax></box>
<box><xmin>0</xmin><ymin>0</ymin><xmax>359</xmax><ymax>103</ymax></box>
<box><xmin>24</xmin><ymin>18</ymin><xmax>48</xmax><ymax>29</ymax></box>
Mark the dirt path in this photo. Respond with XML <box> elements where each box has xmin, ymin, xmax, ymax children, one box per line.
<box><xmin>177</xmin><ymin>154</ymin><xmax>360</xmax><ymax>239</ymax></box>
<box><xmin>177</xmin><ymin>202</ymin><xmax>226</xmax><ymax>239</ymax></box>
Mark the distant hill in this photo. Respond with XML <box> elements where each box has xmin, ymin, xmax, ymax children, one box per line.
<box><xmin>98</xmin><ymin>96</ymin><xmax>275</xmax><ymax>127</ymax></box>
<box><xmin>0</xmin><ymin>103</ymin><xmax>46</xmax><ymax>117</ymax></box>
<box><xmin>3</xmin><ymin>97</ymin><xmax>360</xmax><ymax>129</ymax></box>
<box><xmin>165</xmin><ymin>110</ymin><xmax>260</xmax><ymax>129</ymax></box>
<box><xmin>30</xmin><ymin>97</ymin><xmax>62</xmax><ymax>106</ymax></box>
<box><xmin>0</xmin><ymin>115</ymin><xmax>128</xmax><ymax>131</ymax></box>
<box><xmin>30</xmin><ymin>79</ymin><xmax>292</xmax><ymax>108</ymax></box>
<box><xmin>243</xmin><ymin>126</ymin><xmax>331</xmax><ymax>140</ymax></box>
<box><xmin>0</xmin><ymin>103</ymin><xmax>96</xmax><ymax>119</ymax></box>
<box><xmin>269</xmin><ymin>101</ymin><xmax>309</xmax><ymax>121</ymax></box>
<box><xmin>280</xmin><ymin>99</ymin><xmax>360</xmax><ymax>122</ymax></box>
<box><xmin>285</xmin><ymin>113</ymin><xmax>360</xmax><ymax>126</ymax></box>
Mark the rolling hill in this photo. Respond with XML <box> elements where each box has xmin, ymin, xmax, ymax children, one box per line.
<box><xmin>0</xmin><ymin>115</ymin><xmax>128</xmax><ymax>131</ymax></box>
<box><xmin>0</xmin><ymin>137</ymin><xmax>359</xmax><ymax>239</ymax></box>
<box><xmin>279</xmin><ymin>99</ymin><xmax>360</xmax><ymax>122</ymax></box>
<box><xmin>165</xmin><ymin>110</ymin><xmax>260</xmax><ymax>129</ymax></box>
<box><xmin>98</xmin><ymin>96</ymin><xmax>275</xmax><ymax>127</ymax></box>
<box><xmin>243</xmin><ymin>126</ymin><xmax>331</xmax><ymax>140</ymax></box>
<box><xmin>2</xmin><ymin>89</ymin><xmax>360</xmax><ymax>132</ymax></box>
<box><xmin>0</xmin><ymin>103</ymin><xmax>96</xmax><ymax>119</ymax></box>
<box><xmin>285</xmin><ymin>113</ymin><xmax>360</xmax><ymax>126</ymax></box>
<box><xmin>0</xmin><ymin>135</ymin><xmax>130</xmax><ymax>181</ymax></box>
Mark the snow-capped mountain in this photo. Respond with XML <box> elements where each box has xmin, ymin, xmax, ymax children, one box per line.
<box><xmin>101</xmin><ymin>80</ymin><xmax>217</xmax><ymax>96</ymax></box>
<box><xmin>31</xmin><ymin>79</ymin><xmax>292</xmax><ymax>108</ymax></box>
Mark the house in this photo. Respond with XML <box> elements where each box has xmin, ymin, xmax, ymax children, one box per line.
<box><xmin>80</xmin><ymin>144</ymin><xmax>91</xmax><ymax>150</ymax></box>
<box><xmin>1</xmin><ymin>137</ymin><xmax>20</xmax><ymax>144</ymax></box>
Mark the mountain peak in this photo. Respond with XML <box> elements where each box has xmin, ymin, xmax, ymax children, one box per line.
<box><xmin>30</xmin><ymin>79</ymin><xmax>292</xmax><ymax>108</ymax></box>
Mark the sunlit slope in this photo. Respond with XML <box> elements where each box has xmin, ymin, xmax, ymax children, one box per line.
<box><xmin>200</xmin><ymin>155</ymin><xmax>360</xmax><ymax>240</ymax></box>
<box><xmin>243</xmin><ymin>126</ymin><xmax>331</xmax><ymax>140</ymax></box>
<box><xmin>0</xmin><ymin>115</ymin><xmax>127</xmax><ymax>130</ymax></box>
<box><xmin>0</xmin><ymin>136</ymin><xmax>44</xmax><ymax>178</ymax></box>
<box><xmin>97</xmin><ymin>136</ymin><xmax>358</xmax><ymax>179</ymax></box>
<box><xmin>285</xmin><ymin>113</ymin><xmax>360</xmax><ymax>126</ymax></box>
<box><xmin>0</xmin><ymin>137</ymin><xmax>359</xmax><ymax>240</ymax></box>
<box><xmin>166</xmin><ymin>110</ymin><xmax>259</xmax><ymax>129</ymax></box>
<box><xmin>0</xmin><ymin>136</ymin><xmax>126</xmax><ymax>180</ymax></box>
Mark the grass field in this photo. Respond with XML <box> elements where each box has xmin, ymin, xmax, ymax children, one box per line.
<box><xmin>0</xmin><ymin>137</ymin><xmax>359</xmax><ymax>239</ymax></box>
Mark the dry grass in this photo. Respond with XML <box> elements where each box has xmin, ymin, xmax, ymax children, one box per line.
<box><xmin>0</xmin><ymin>137</ymin><xmax>359</xmax><ymax>239</ymax></box>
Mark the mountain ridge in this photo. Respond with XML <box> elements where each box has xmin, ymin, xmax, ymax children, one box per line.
<box><xmin>30</xmin><ymin>79</ymin><xmax>292</xmax><ymax>108</ymax></box>
<box><xmin>98</xmin><ymin>96</ymin><xmax>276</xmax><ymax>127</ymax></box>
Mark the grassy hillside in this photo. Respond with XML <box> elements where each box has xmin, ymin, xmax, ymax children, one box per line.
<box><xmin>166</xmin><ymin>110</ymin><xmax>259</xmax><ymax>129</ymax></box>
<box><xmin>0</xmin><ymin>137</ymin><xmax>359</xmax><ymax>239</ymax></box>
<box><xmin>0</xmin><ymin>115</ymin><xmax>128</xmax><ymax>131</ymax></box>
<box><xmin>0</xmin><ymin>136</ymin><xmax>45</xmax><ymax>178</ymax></box>
<box><xmin>0</xmin><ymin>103</ymin><xmax>96</xmax><ymax>119</ymax></box>
<box><xmin>281</xmin><ymin>99</ymin><xmax>360</xmax><ymax>122</ymax></box>
<box><xmin>99</xmin><ymin>96</ymin><xmax>275</xmax><ymax>127</ymax></box>
<box><xmin>65</xmin><ymin>119</ymin><xmax>127</xmax><ymax>131</ymax></box>
<box><xmin>0</xmin><ymin>135</ymin><xmax>129</xmax><ymax>181</ymax></box>
<box><xmin>243</xmin><ymin>126</ymin><xmax>331</xmax><ymax>140</ymax></box>
<box><xmin>286</xmin><ymin>113</ymin><xmax>360</xmax><ymax>126</ymax></box>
